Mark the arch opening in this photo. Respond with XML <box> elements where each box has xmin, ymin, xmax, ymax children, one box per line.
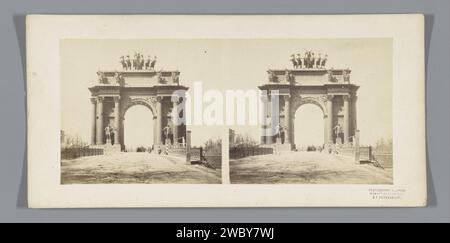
<box><xmin>293</xmin><ymin>103</ymin><xmax>325</xmax><ymax>151</ymax></box>
<box><xmin>123</xmin><ymin>104</ymin><xmax>154</xmax><ymax>152</ymax></box>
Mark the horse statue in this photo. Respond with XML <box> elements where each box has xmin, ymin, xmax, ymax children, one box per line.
<box><xmin>290</xmin><ymin>54</ymin><xmax>297</xmax><ymax>69</ymax></box>
<box><xmin>119</xmin><ymin>56</ymin><xmax>127</xmax><ymax>70</ymax></box>
<box><xmin>315</xmin><ymin>54</ymin><xmax>322</xmax><ymax>68</ymax></box>
<box><xmin>145</xmin><ymin>56</ymin><xmax>151</xmax><ymax>70</ymax></box>
<box><xmin>150</xmin><ymin>56</ymin><xmax>157</xmax><ymax>70</ymax></box>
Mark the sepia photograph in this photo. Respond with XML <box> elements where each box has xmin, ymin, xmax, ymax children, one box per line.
<box><xmin>228</xmin><ymin>38</ymin><xmax>393</xmax><ymax>184</ymax></box>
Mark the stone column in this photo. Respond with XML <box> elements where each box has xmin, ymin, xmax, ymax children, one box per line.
<box><xmin>172</xmin><ymin>99</ymin><xmax>178</xmax><ymax>146</ymax></box>
<box><xmin>260</xmin><ymin>94</ymin><xmax>267</xmax><ymax>144</ymax></box>
<box><xmin>155</xmin><ymin>96</ymin><xmax>163</xmax><ymax>145</ymax></box>
<box><xmin>284</xmin><ymin>95</ymin><xmax>291</xmax><ymax>144</ymax></box>
<box><xmin>96</xmin><ymin>97</ymin><xmax>104</xmax><ymax>145</ymax></box>
<box><xmin>267</xmin><ymin>94</ymin><xmax>273</xmax><ymax>144</ymax></box>
<box><xmin>90</xmin><ymin>97</ymin><xmax>97</xmax><ymax>145</ymax></box>
<box><xmin>113</xmin><ymin>96</ymin><xmax>120</xmax><ymax>145</ymax></box>
<box><xmin>343</xmin><ymin>95</ymin><xmax>350</xmax><ymax>144</ymax></box>
<box><xmin>326</xmin><ymin>95</ymin><xmax>334</xmax><ymax>144</ymax></box>
<box><xmin>352</xmin><ymin>95</ymin><xmax>358</xmax><ymax>135</ymax></box>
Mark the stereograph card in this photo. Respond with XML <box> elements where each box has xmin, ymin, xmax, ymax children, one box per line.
<box><xmin>26</xmin><ymin>14</ymin><xmax>426</xmax><ymax>207</ymax></box>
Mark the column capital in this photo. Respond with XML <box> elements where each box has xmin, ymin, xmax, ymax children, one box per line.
<box><xmin>326</xmin><ymin>94</ymin><xmax>334</xmax><ymax>101</ymax></box>
<box><xmin>90</xmin><ymin>97</ymin><xmax>97</xmax><ymax>104</ymax></box>
<box><xmin>156</xmin><ymin>96</ymin><xmax>163</xmax><ymax>102</ymax></box>
<box><xmin>342</xmin><ymin>94</ymin><xmax>350</xmax><ymax>101</ymax></box>
<box><xmin>97</xmin><ymin>96</ymin><xmax>105</xmax><ymax>102</ymax></box>
<box><xmin>113</xmin><ymin>96</ymin><xmax>120</xmax><ymax>103</ymax></box>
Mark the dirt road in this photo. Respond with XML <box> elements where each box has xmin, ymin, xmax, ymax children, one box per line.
<box><xmin>61</xmin><ymin>152</ymin><xmax>221</xmax><ymax>184</ymax></box>
<box><xmin>230</xmin><ymin>151</ymin><xmax>393</xmax><ymax>184</ymax></box>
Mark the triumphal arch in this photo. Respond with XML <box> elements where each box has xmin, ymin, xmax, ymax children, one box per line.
<box><xmin>88</xmin><ymin>58</ymin><xmax>188</xmax><ymax>151</ymax></box>
<box><xmin>259</xmin><ymin>65</ymin><xmax>359</xmax><ymax>151</ymax></box>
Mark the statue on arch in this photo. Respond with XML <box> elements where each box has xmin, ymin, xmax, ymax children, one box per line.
<box><xmin>296</xmin><ymin>53</ymin><xmax>302</xmax><ymax>69</ymax></box>
<box><xmin>284</xmin><ymin>70</ymin><xmax>292</xmax><ymax>84</ymax></box>
<box><xmin>125</xmin><ymin>55</ymin><xmax>132</xmax><ymax>70</ymax></box>
<box><xmin>327</xmin><ymin>68</ymin><xmax>337</xmax><ymax>82</ymax></box>
<box><xmin>132</xmin><ymin>52</ymin><xmax>138</xmax><ymax>70</ymax></box>
<box><xmin>290</xmin><ymin>54</ymin><xmax>298</xmax><ymax>69</ymax></box>
<box><xmin>268</xmin><ymin>70</ymin><xmax>277</xmax><ymax>83</ymax></box>
<box><xmin>172</xmin><ymin>72</ymin><xmax>180</xmax><ymax>85</ymax></box>
<box><xmin>150</xmin><ymin>56</ymin><xmax>157</xmax><ymax>70</ymax></box>
<box><xmin>145</xmin><ymin>55</ymin><xmax>151</xmax><ymax>70</ymax></box>
<box><xmin>114</xmin><ymin>72</ymin><xmax>123</xmax><ymax>85</ymax></box>
<box><xmin>343</xmin><ymin>69</ymin><xmax>350</xmax><ymax>82</ymax></box>
<box><xmin>139</xmin><ymin>53</ymin><xmax>145</xmax><ymax>70</ymax></box>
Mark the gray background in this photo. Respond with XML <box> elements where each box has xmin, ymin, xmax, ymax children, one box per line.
<box><xmin>0</xmin><ymin>0</ymin><xmax>448</xmax><ymax>223</ymax></box>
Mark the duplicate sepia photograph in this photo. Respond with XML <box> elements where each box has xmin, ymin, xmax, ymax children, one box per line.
<box><xmin>229</xmin><ymin>38</ymin><xmax>393</xmax><ymax>184</ymax></box>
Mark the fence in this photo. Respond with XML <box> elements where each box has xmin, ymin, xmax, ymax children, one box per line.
<box><xmin>61</xmin><ymin>147</ymin><xmax>103</xmax><ymax>160</ymax></box>
<box><xmin>230</xmin><ymin>146</ymin><xmax>273</xmax><ymax>160</ymax></box>
<box><xmin>372</xmin><ymin>149</ymin><xmax>393</xmax><ymax>168</ymax></box>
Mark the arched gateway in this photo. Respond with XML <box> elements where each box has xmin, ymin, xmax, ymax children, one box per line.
<box><xmin>259</xmin><ymin>68</ymin><xmax>359</xmax><ymax>151</ymax></box>
<box><xmin>89</xmin><ymin>69</ymin><xmax>188</xmax><ymax>151</ymax></box>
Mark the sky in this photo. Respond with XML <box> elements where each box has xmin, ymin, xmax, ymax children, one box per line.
<box><xmin>61</xmin><ymin>38</ymin><xmax>392</xmax><ymax>147</ymax></box>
